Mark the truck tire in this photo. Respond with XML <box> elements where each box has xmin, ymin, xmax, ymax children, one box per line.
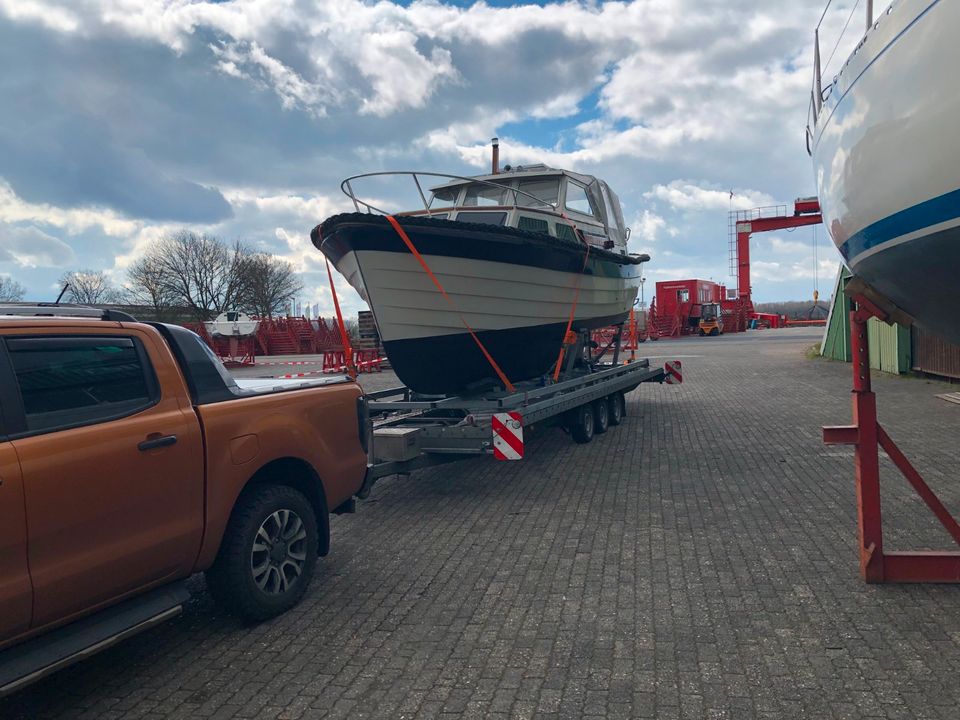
<box><xmin>570</xmin><ymin>403</ymin><xmax>594</xmax><ymax>444</ymax></box>
<box><xmin>607</xmin><ymin>393</ymin><xmax>625</xmax><ymax>426</ymax></box>
<box><xmin>593</xmin><ymin>399</ymin><xmax>609</xmax><ymax>434</ymax></box>
<box><xmin>206</xmin><ymin>485</ymin><xmax>319</xmax><ymax>623</ymax></box>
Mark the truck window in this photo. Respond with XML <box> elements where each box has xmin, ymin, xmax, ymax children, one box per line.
<box><xmin>6</xmin><ymin>336</ymin><xmax>158</xmax><ymax>433</ymax></box>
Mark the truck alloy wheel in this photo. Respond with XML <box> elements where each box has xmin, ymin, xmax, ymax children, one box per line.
<box><xmin>251</xmin><ymin>509</ymin><xmax>308</xmax><ymax>595</ymax></box>
<box><xmin>207</xmin><ymin>485</ymin><xmax>319</xmax><ymax>622</ymax></box>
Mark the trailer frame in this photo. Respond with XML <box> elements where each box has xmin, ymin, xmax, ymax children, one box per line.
<box><xmin>357</xmin><ymin>329</ymin><xmax>672</xmax><ymax>496</ymax></box>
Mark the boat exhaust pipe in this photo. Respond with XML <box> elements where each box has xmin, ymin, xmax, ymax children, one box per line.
<box><xmin>491</xmin><ymin>137</ymin><xmax>499</xmax><ymax>174</ymax></box>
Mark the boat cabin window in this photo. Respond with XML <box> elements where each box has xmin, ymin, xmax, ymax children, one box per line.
<box><xmin>555</xmin><ymin>223</ymin><xmax>578</xmax><ymax>242</ymax></box>
<box><xmin>565</xmin><ymin>182</ymin><xmax>595</xmax><ymax>216</ymax></box>
<box><xmin>430</xmin><ymin>187</ymin><xmax>459</xmax><ymax>209</ymax></box>
<box><xmin>517</xmin><ymin>216</ymin><xmax>549</xmax><ymax>234</ymax></box>
<box><xmin>555</xmin><ymin>223</ymin><xmax>580</xmax><ymax>242</ymax></box>
<box><xmin>454</xmin><ymin>211</ymin><xmax>507</xmax><ymax>226</ymax></box>
<box><xmin>516</xmin><ymin>178</ymin><xmax>559</xmax><ymax>208</ymax></box>
<box><xmin>463</xmin><ymin>184</ymin><xmax>506</xmax><ymax>207</ymax></box>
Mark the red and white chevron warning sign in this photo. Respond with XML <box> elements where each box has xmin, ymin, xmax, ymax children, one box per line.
<box><xmin>492</xmin><ymin>412</ymin><xmax>524</xmax><ymax>461</ymax></box>
<box><xmin>664</xmin><ymin>360</ymin><xmax>683</xmax><ymax>384</ymax></box>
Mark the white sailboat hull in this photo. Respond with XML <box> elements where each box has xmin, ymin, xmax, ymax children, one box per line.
<box><xmin>811</xmin><ymin>0</ymin><xmax>960</xmax><ymax>343</ymax></box>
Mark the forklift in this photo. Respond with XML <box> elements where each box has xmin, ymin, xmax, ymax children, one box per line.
<box><xmin>698</xmin><ymin>302</ymin><xmax>724</xmax><ymax>336</ymax></box>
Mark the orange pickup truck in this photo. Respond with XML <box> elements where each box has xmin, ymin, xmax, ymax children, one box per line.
<box><xmin>0</xmin><ymin>305</ymin><xmax>369</xmax><ymax>695</ymax></box>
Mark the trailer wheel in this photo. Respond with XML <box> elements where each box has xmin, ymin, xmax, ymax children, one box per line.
<box><xmin>593</xmin><ymin>399</ymin><xmax>609</xmax><ymax>434</ymax></box>
<box><xmin>570</xmin><ymin>404</ymin><xmax>595</xmax><ymax>444</ymax></box>
<box><xmin>607</xmin><ymin>393</ymin><xmax>624</xmax><ymax>426</ymax></box>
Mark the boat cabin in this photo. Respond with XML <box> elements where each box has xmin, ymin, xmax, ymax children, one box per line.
<box><xmin>409</xmin><ymin>166</ymin><xmax>631</xmax><ymax>254</ymax></box>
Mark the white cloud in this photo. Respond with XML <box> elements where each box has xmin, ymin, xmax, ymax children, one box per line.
<box><xmin>751</xmin><ymin>258</ymin><xmax>840</xmax><ymax>283</ymax></box>
<box><xmin>634</xmin><ymin>210</ymin><xmax>666</xmax><ymax>243</ymax></box>
<box><xmin>0</xmin><ymin>180</ymin><xmax>139</xmax><ymax>237</ymax></box>
<box><xmin>645</xmin><ymin>181</ymin><xmax>776</xmax><ymax>212</ymax></box>
<box><xmin>211</xmin><ymin>40</ymin><xmax>334</xmax><ymax>117</ymax></box>
<box><xmin>0</xmin><ymin>0</ymin><xmax>78</xmax><ymax>33</ymax></box>
<box><xmin>0</xmin><ymin>225</ymin><xmax>76</xmax><ymax>268</ymax></box>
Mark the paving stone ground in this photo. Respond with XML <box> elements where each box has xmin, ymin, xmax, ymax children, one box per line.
<box><xmin>4</xmin><ymin>327</ymin><xmax>960</xmax><ymax>719</ymax></box>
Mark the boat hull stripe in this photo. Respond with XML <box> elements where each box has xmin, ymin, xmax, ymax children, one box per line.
<box><xmin>840</xmin><ymin>187</ymin><xmax>960</xmax><ymax>263</ymax></box>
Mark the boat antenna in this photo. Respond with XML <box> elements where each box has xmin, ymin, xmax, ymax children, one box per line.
<box><xmin>55</xmin><ymin>283</ymin><xmax>69</xmax><ymax>304</ymax></box>
<box><xmin>491</xmin><ymin>137</ymin><xmax>500</xmax><ymax>175</ymax></box>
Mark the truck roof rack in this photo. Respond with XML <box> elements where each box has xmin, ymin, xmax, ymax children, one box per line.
<box><xmin>0</xmin><ymin>303</ymin><xmax>138</xmax><ymax>322</ymax></box>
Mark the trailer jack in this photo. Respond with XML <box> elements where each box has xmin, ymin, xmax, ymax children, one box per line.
<box><xmin>822</xmin><ymin>286</ymin><xmax>960</xmax><ymax>582</ymax></box>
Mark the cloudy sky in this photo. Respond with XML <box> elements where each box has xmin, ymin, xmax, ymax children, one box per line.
<box><xmin>0</xmin><ymin>0</ymin><xmax>865</xmax><ymax>315</ymax></box>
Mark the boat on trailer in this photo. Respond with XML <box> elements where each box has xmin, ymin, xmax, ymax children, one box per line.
<box><xmin>312</xmin><ymin>159</ymin><xmax>647</xmax><ymax>395</ymax></box>
<box><xmin>808</xmin><ymin>0</ymin><xmax>960</xmax><ymax>344</ymax></box>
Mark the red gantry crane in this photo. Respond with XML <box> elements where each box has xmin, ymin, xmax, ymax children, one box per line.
<box><xmin>726</xmin><ymin>198</ymin><xmax>823</xmax><ymax>330</ymax></box>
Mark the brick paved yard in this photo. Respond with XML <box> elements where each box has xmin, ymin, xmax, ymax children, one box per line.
<box><xmin>4</xmin><ymin>328</ymin><xmax>960</xmax><ymax>719</ymax></box>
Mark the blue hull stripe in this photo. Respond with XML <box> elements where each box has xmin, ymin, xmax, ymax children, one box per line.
<box><xmin>841</xmin><ymin>187</ymin><xmax>960</xmax><ymax>263</ymax></box>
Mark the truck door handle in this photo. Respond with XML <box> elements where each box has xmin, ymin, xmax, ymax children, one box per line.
<box><xmin>138</xmin><ymin>435</ymin><xmax>178</xmax><ymax>451</ymax></box>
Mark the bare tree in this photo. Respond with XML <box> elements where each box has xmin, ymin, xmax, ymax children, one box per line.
<box><xmin>126</xmin><ymin>255</ymin><xmax>179</xmax><ymax>320</ymax></box>
<box><xmin>0</xmin><ymin>276</ymin><xmax>26</xmax><ymax>302</ymax></box>
<box><xmin>58</xmin><ymin>270</ymin><xmax>121</xmax><ymax>304</ymax></box>
<box><xmin>138</xmin><ymin>231</ymin><xmax>249</xmax><ymax>321</ymax></box>
<box><xmin>238</xmin><ymin>253</ymin><xmax>303</xmax><ymax>318</ymax></box>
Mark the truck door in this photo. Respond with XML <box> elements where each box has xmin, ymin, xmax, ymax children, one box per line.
<box><xmin>4</xmin><ymin>332</ymin><xmax>205</xmax><ymax>628</ymax></box>
<box><xmin>0</xmin><ymin>440</ymin><xmax>31</xmax><ymax>642</ymax></box>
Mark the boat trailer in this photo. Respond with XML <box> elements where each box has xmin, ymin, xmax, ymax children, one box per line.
<box><xmin>357</xmin><ymin>330</ymin><xmax>680</xmax><ymax>496</ymax></box>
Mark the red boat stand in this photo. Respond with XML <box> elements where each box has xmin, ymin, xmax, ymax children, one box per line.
<box><xmin>822</xmin><ymin>293</ymin><xmax>960</xmax><ymax>583</ymax></box>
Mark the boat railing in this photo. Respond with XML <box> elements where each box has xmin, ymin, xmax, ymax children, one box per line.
<box><xmin>807</xmin><ymin>0</ymin><xmax>888</xmax><ymax>154</ymax></box>
<box><xmin>340</xmin><ymin>171</ymin><xmax>559</xmax><ymax>216</ymax></box>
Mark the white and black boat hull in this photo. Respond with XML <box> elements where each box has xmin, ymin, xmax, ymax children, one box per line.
<box><xmin>313</xmin><ymin>214</ymin><xmax>641</xmax><ymax>394</ymax></box>
<box><xmin>811</xmin><ymin>0</ymin><xmax>960</xmax><ymax>344</ymax></box>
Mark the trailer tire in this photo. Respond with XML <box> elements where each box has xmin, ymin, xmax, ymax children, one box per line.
<box><xmin>570</xmin><ymin>404</ymin><xmax>595</xmax><ymax>444</ymax></box>
<box><xmin>206</xmin><ymin>485</ymin><xmax>318</xmax><ymax>623</ymax></box>
<box><xmin>593</xmin><ymin>399</ymin><xmax>609</xmax><ymax>434</ymax></box>
<box><xmin>607</xmin><ymin>393</ymin><xmax>624</xmax><ymax>426</ymax></box>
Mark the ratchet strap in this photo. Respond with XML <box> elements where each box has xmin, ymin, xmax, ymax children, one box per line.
<box><xmin>385</xmin><ymin>215</ymin><xmax>516</xmax><ymax>392</ymax></box>
<box><xmin>322</xmin><ymin>241</ymin><xmax>357</xmax><ymax>379</ymax></box>
<box><xmin>552</xmin><ymin>215</ymin><xmax>591</xmax><ymax>381</ymax></box>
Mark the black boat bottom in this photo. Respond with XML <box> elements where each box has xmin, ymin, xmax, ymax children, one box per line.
<box><xmin>383</xmin><ymin>316</ymin><xmax>625</xmax><ymax>395</ymax></box>
<box><xmin>852</xmin><ymin>224</ymin><xmax>960</xmax><ymax>346</ymax></box>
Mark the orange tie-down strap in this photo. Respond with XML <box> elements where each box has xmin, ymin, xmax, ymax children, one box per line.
<box><xmin>552</xmin><ymin>214</ymin><xmax>591</xmax><ymax>381</ymax></box>
<box><xmin>385</xmin><ymin>215</ymin><xmax>516</xmax><ymax>393</ymax></box>
<box><xmin>317</xmin><ymin>226</ymin><xmax>357</xmax><ymax>379</ymax></box>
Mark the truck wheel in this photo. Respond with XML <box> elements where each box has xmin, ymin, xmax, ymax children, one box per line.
<box><xmin>593</xmin><ymin>399</ymin><xmax>609</xmax><ymax>434</ymax></box>
<box><xmin>570</xmin><ymin>404</ymin><xmax>594</xmax><ymax>444</ymax></box>
<box><xmin>607</xmin><ymin>393</ymin><xmax>625</xmax><ymax>427</ymax></box>
<box><xmin>206</xmin><ymin>485</ymin><xmax>318</xmax><ymax>623</ymax></box>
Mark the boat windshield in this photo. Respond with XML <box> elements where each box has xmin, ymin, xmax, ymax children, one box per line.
<box><xmin>516</xmin><ymin>178</ymin><xmax>559</xmax><ymax>208</ymax></box>
<box><xmin>430</xmin><ymin>187</ymin><xmax>459</xmax><ymax>209</ymax></box>
<box><xmin>463</xmin><ymin>184</ymin><xmax>507</xmax><ymax>207</ymax></box>
<box><xmin>565</xmin><ymin>182</ymin><xmax>595</xmax><ymax>216</ymax></box>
